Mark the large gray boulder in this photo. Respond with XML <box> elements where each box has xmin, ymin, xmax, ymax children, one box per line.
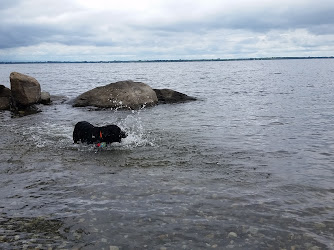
<box><xmin>10</xmin><ymin>72</ymin><xmax>41</xmax><ymax>107</ymax></box>
<box><xmin>153</xmin><ymin>88</ymin><xmax>197</xmax><ymax>104</ymax></box>
<box><xmin>73</xmin><ymin>80</ymin><xmax>158</xmax><ymax>110</ymax></box>
<box><xmin>0</xmin><ymin>85</ymin><xmax>12</xmax><ymax>110</ymax></box>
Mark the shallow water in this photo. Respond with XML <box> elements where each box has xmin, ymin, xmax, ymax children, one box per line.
<box><xmin>1</xmin><ymin>60</ymin><xmax>334</xmax><ymax>249</ymax></box>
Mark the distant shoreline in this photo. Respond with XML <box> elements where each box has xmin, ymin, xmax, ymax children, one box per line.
<box><xmin>1</xmin><ymin>56</ymin><xmax>333</xmax><ymax>64</ymax></box>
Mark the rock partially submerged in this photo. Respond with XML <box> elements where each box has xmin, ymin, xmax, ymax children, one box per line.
<box><xmin>13</xmin><ymin>105</ymin><xmax>42</xmax><ymax>117</ymax></box>
<box><xmin>10</xmin><ymin>72</ymin><xmax>41</xmax><ymax>107</ymax></box>
<box><xmin>72</xmin><ymin>80</ymin><xmax>196</xmax><ymax>110</ymax></box>
<box><xmin>153</xmin><ymin>88</ymin><xmax>196</xmax><ymax>104</ymax></box>
<box><xmin>2</xmin><ymin>72</ymin><xmax>197</xmax><ymax>115</ymax></box>
<box><xmin>40</xmin><ymin>91</ymin><xmax>51</xmax><ymax>105</ymax></box>
<box><xmin>0</xmin><ymin>85</ymin><xmax>12</xmax><ymax>110</ymax></box>
<box><xmin>72</xmin><ymin>80</ymin><xmax>158</xmax><ymax>110</ymax></box>
<box><xmin>0</xmin><ymin>72</ymin><xmax>53</xmax><ymax>116</ymax></box>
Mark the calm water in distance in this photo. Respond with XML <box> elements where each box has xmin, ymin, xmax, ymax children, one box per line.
<box><xmin>0</xmin><ymin>59</ymin><xmax>334</xmax><ymax>249</ymax></box>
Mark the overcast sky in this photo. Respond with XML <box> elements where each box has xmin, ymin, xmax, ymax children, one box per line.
<box><xmin>0</xmin><ymin>0</ymin><xmax>334</xmax><ymax>61</ymax></box>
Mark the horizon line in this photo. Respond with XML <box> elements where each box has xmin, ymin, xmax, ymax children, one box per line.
<box><xmin>1</xmin><ymin>56</ymin><xmax>334</xmax><ymax>64</ymax></box>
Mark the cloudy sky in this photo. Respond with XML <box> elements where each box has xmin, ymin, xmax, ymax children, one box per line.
<box><xmin>0</xmin><ymin>0</ymin><xmax>334</xmax><ymax>61</ymax></box>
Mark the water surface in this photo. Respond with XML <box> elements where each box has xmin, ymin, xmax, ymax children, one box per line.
<box><xmin>1</xmin><ymin>60</ymin><xmax>334</xmax><ymax>249</ymax></box>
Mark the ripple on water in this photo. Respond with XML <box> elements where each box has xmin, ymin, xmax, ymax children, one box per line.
<box><xmin>1</xmin><ymin>60</ymin><xmax>334</xmax><ymax>249</ymax></box>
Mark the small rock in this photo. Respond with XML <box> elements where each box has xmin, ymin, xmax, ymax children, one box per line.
<box><xmin>288</xmin><ymin>233</ymin><xmax>294</xmax><ymax>241</ymax></box>
<box><xmin>309</xmin><ymin>247</ymin><xmax>321</xmax><ymax>250</ymax></box>
<box><xmin>314</xmin><ymin>222</ymin><xmax>326</xmax><ymax>229</ymax></box>
<box><xmin>206</xmin><ymin>233</ymin><xmax>215</xmax><ymax>239</ymax></box>
<box><xmin>158</xmin><ymin>234</ymin><xmax>169</xmax><ymax>240</ymax></box>
<box><xmin>227</xmin><ymin>232</ymin><xmax>237</xmax><ymax>238</ymax></box>
<box><xmin>110</xmin><ymin>246</ymin><xmax>119</xmax><ymax>250</ymax></box>
<box><xmin>304</xmin><ymin>243</ymin><xmax>312</xmax><ymax>248</ymax></box>
<box><xmin>40</xmin><ymin>91</ymin><xmax>51</xmax><ymax>105</ymax></box>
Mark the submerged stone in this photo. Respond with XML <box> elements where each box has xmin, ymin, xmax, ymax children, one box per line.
<box><xmin>227</xmin><ymin>232</ymin><xmax>238</xmax><ymax>238</ymax></box>
<box><xmin>153</xmin><ymin>88</ymin><xmax>197</xmax><ymax>104</ymax></box>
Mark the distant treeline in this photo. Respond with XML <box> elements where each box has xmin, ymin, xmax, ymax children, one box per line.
<box><xmin>1</xmin><ymin>56</ymin><xmax>333</xmax><ymax>64</ymax></box>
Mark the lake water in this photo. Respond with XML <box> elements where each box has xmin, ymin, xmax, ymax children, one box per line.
<box><xmin>0</xmin><ymin>60</ymin><xmax>334</xmax><ymax>249</ymax></box>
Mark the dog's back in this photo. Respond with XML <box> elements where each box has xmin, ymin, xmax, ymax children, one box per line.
<box><xmin>73</xmin><ymin>121</ymin><xmax>95</xmax><ymax>143</ymax></box>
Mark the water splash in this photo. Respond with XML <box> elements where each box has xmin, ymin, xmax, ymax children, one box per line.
<box><xmin>18</xmin><ymin>109</ymin><xmax>155</xmax><ymax>150</ymax></box>
<box><xmin>114</xmin><ymin>109</ymin><xmax>156</xmax><ymax>149</ymax></box>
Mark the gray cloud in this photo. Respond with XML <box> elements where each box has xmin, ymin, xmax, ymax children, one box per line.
<box><xmin>136</xmin><ymin>1</ymin><xmax>334</xmax><ymax>35</ymax></box>
<box><xmin>0</xmin><ymin>0</ymin><xmax>334</xmax><ymax>61</ymax></box>
<box><xmin>0</xmin><ymin>20</ymin><xmax>115</xmax><ymax>49</ymax></box>
<box><xmin>0</xmin><ymin>0</ymin><xmax>20</xmax><ymax>9</ymax></box>
<box><xmin>0</xmin><ymin>24</ymin><xmax>55</xmax><ymax>49</ymax></box>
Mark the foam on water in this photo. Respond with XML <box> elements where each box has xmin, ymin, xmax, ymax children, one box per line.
<box><xmin>21</xmin><ymin>122</ymin><xmax>72</xmax><ymax>148</ymax></box>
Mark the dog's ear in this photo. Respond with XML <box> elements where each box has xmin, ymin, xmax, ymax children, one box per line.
<box><xmin>120</xmin><ymin>130</ymin><xmax>127</xmax><ymax>138</ymax></box>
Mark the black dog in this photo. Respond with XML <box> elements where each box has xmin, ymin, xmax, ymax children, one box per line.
<box><xmin>73</xmin><ymin>121</ymin><xmax>127</xmax><ymax>144</ymax></box>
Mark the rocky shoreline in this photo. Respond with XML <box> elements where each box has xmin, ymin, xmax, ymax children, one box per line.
<box><xmin>0</xmin><ymin>72</ymin><xmax>196</xmax><ymax>116</ymax></box>
<box><xmin>0</xmin><ymin>72</ymin><xmax>51</xmax><ymax>116</ymax></box>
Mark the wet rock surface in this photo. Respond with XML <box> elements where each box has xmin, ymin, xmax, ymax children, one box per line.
<box><xmin>10</xmin><ymin>72</ymin><xmax>41</xmax><ymax>107</ymax></box>
<box><xmin>1</xmin><ymin>72</ymin><xmax>53</xmax><ymax>115</ymax></box>
<box><xmin>11</xmin><ymin>105</ymin><xmax>42</xmax><ymax>117</ymax></box>
<box><xmin>0</xmin><ymin>85</ymin><xmax>12</xmax><ymax>110</ymax></box>
<box><xmin>3</xmin><ymin>72</ymin><xmax>196</xmax><ymax>114</ymax></box>
<box><xmin>73</xmin><ymin>80</ymin><xmax>158</xmax><ymax>110</ymax></box>
<box><xmin>154</xmin><ymin>88</ymin><xmax>197</xmax><ymax>104</ymax></box>
<box><xmin>40</xmin><ymin>91</ymin><xmax>51</xmax><ymax>105</ymax></box>
<box><xmin>72</xmin><ymin>81</ymin><xmax>197</xmax><ymax>110</ymax></box>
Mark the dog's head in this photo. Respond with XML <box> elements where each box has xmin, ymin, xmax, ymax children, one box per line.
<box><xmin>100</xmin><ymin>125</ymin><xmax>127</xmax><ymax>143</ymax></box>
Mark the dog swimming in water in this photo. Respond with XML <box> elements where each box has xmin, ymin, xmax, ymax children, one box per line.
<box><xmin>73</xmin><ymin>121</ymin><xmax>127</xmax><ymax>146</ymax></box>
